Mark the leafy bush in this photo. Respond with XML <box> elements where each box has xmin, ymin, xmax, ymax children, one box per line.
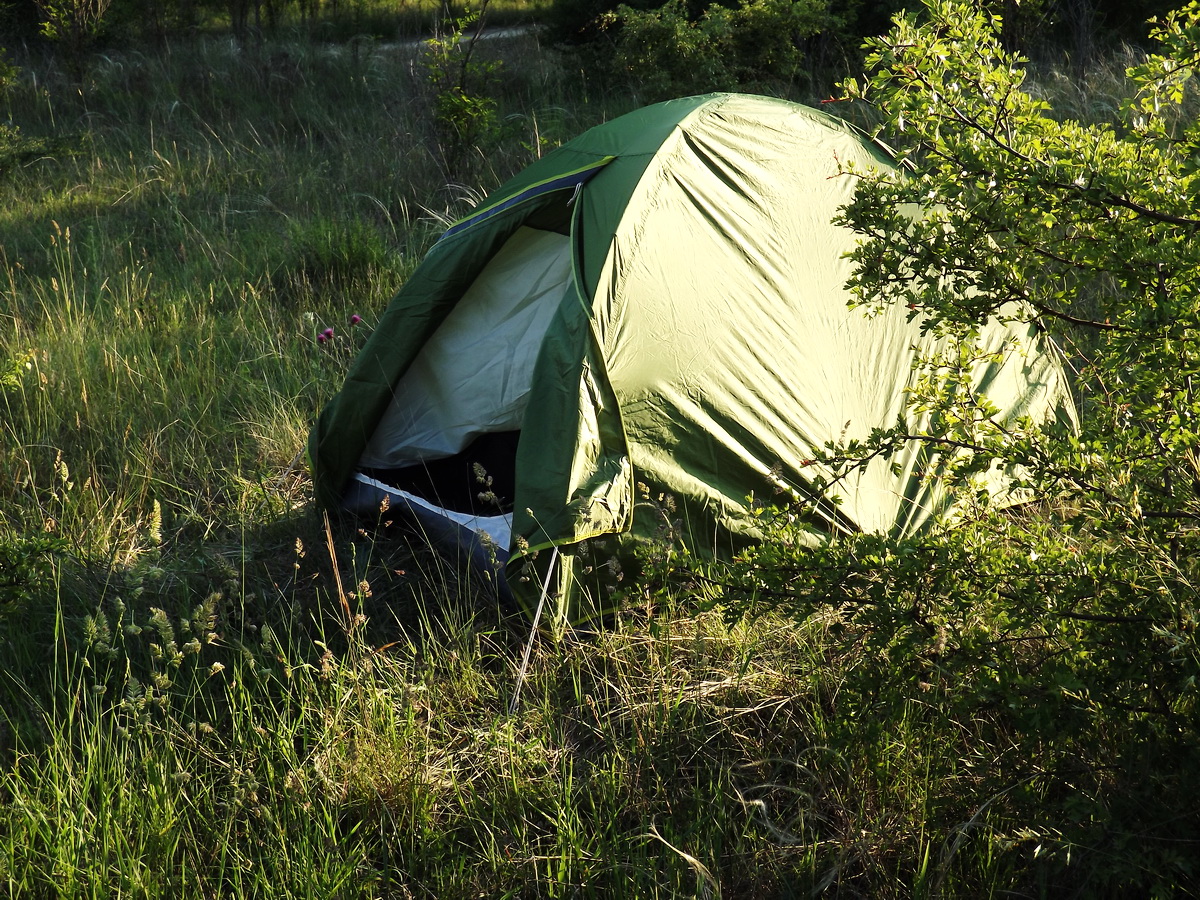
<box><xmin>868</xmin><ymin>0</ymin><xmax>1200</xmax><ymax>878</ymax></box>
<box><xmin>0</xmin><ymin>350</ymin><xmax>33</xmax><ymax>393</ymax></box>
<box><xmin>0</xmin><ymin>50</ymin><xmax>44</xmax><ymax>181</ymax></box>
<box><xmin>638</xmin><ymin>0</ymin><xmax>1200</xmax><ymax>889</ymax></box>
<box><xmin>686</xmin><ymin>506</ymin><xmax>1200</xmax><ymax>891</ymax></box>
<box><xmin>422</xmin><ymin>5</ymin><xmax>506</xmax><ymax>158</ymax></box>
<box><xmin>35</xmin><ymin>0</ymin><xmax>114</xmax><ymax>77</ymax></box>
<box><xmin>835</xmin><ymin>0</ymin><xmax>1200</xmax><ymax>554</ymax></box>
<box><xmin>601</xmin><ymin>0</ymin><xmax>833</xmax><ymax>98</ymax></box>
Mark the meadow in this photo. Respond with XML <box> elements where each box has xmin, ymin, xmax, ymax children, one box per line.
<box><xmin>1</xmin><ymin>11</ymin><xmax>1197</xmax><ymax>898</ymax></box>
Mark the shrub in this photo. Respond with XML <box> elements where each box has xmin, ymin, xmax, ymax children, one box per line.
<box><xmin>642</xmin><ymin>0</ymin><xmax>1200</xmax><ymax>889</ymax></box>
<box><xmin>420</xmin><ymin>5</ymin><xmax>506</xmax><ymax>164</ymax></box>
<box><xmin>35</xmin><ymin>0</ymin><xmax>114</xmax><ymax>78</ymax></box>
<box><xmin>601</xmin><ymin>0</ymin><xmax>833</xmax><ymax>99</ymax></box>
<box><xmin>683</xmin><ymin>505</ymin><xmax>1200</xmax><ymax>891</ymax></box>
<box><xmin>0</xmin><ymin>49</ymin><xmax>44</xmax><ymax>181</ymax></box>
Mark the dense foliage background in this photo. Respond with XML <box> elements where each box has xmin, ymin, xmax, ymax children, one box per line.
<box><xmin>2</xmin><ymin>0</ymin><xmax>1199</xmax><ymax>896</ymax></box>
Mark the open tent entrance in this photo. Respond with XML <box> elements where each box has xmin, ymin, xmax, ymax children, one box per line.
<box><xmin>343</xmin><ymin>223</ymin><xmax>574</xmax><ymax>557</ymax></box>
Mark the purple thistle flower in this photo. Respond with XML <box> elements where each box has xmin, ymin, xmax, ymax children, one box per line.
<box><xmin>350</xmin><ymin>314</ymin><xmax>362</xmax><ymax>325</ymax></box>
<box><xmin>317</xmin><ymin>333</ymin><xmax>327</xmax><ymax>344</ymax></box>
<box><xmin>323</xmin><ymin>327</ymin><xmax>335</xmax><ymax>338</ymax></box>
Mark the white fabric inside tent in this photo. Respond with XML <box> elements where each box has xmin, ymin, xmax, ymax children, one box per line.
<box><xmin>359</xmin><ymin>226</ymin><xmax>571</xmax><ymax>468</ymax></box>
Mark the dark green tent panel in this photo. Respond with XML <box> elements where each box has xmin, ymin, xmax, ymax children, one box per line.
<box><xmin>309</xmin><ymin>93</ymin><xmax>1075</xmax><ymax>624</ymax></box>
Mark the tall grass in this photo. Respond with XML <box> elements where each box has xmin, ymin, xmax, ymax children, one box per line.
<box><xmin>1</xmin><ymin>30</ymin><xmax>587</xmax><ymax>540</ymax></box>
<box><xmin>3</xmin><ymin>551</ymin><xmax>1019</xmax><ymax>897</ymax></box>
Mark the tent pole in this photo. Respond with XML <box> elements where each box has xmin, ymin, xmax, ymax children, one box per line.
<box><xmin>508</xmin><ymin>545</ymin><xmax>560</xmax><ymax>714</ymax></box>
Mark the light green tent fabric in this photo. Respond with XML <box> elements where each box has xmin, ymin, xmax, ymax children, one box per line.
<box><xmin>309</xmin><ymin>93</ymin><xmax>1076</xmax><ymax>624</ymax></box>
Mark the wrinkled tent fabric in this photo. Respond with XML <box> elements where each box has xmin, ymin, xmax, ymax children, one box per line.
<box><xmin>309</xmin><ymin>93</ymin><xmax>1077</xmax><ymax>625</ymax></box>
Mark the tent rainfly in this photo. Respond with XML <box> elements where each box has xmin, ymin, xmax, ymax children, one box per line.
<box><xmin>308</xmin><ymin>93</ymin><xmax>1076</xmax><ymax>625</ymax></box>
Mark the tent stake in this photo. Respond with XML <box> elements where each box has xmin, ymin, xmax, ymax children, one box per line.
<box><xmin>509</xmin><ymin>546</ymin><xmax>560</xmax><ymax>715</ymax></box>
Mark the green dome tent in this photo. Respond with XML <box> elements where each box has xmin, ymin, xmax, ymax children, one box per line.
<box><xmin>309</xmin><ymin>93</ymin><xmax>1075</xmax><ymax>625</ymax></box>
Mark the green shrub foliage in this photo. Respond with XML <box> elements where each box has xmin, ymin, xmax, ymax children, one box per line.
<box><xmin>646</xmin><ymin>0</ymin><xmax>1200</xmax><ymax>890</ymax></box>
<box><xmin>600</xmin><ymin>0</ymin><xmax>834</xmax><ymax>97</ymax></box>
<box><xmin>419</xmin><ymin>5</ymin><xmax>507</xmax><ymax>169</ymax></box>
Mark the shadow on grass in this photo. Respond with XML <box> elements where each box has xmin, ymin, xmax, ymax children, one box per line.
<box><xmin>0</xmin><ymin>503</ymin><xmax>527</xmax><ymax>769</ymax></box>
